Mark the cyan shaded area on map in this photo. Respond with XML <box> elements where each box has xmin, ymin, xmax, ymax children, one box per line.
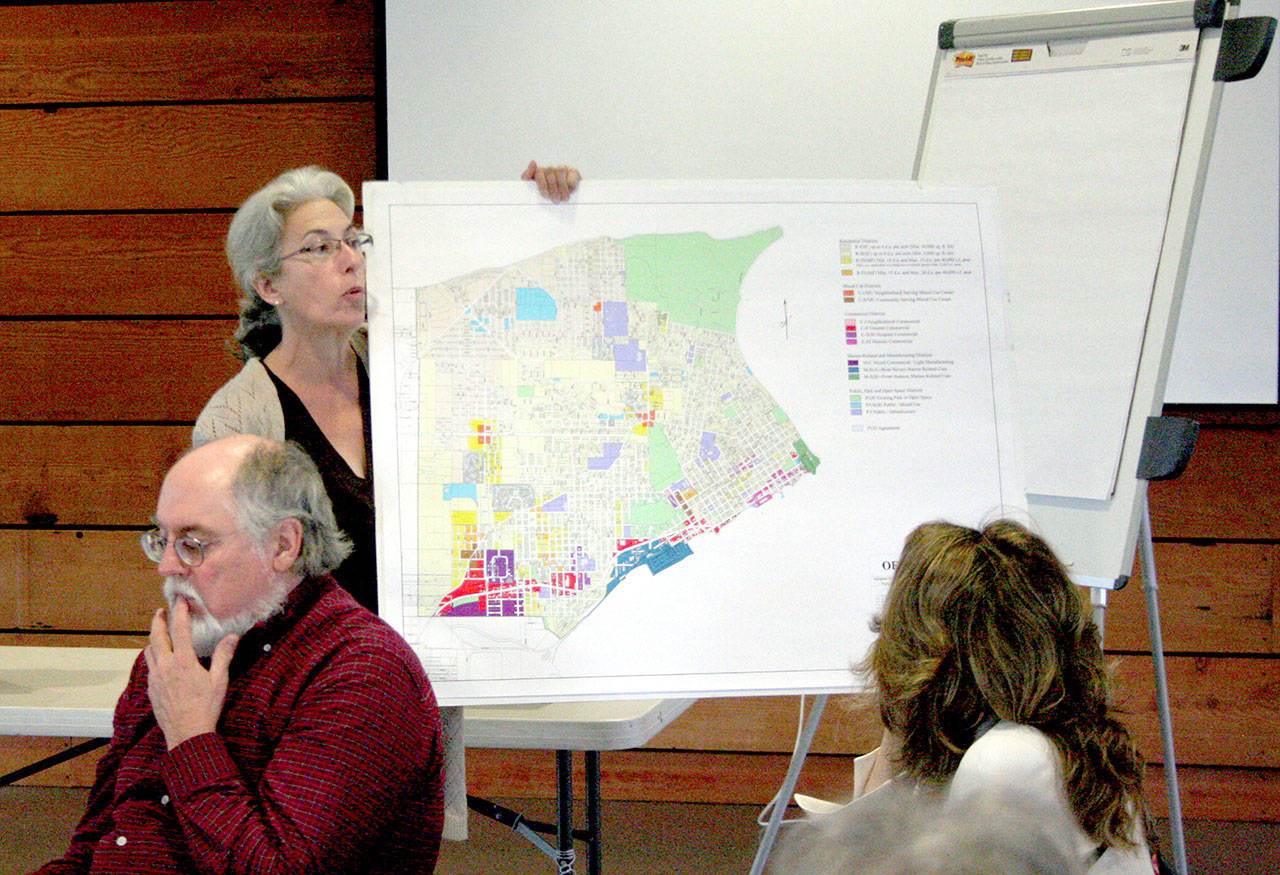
<box><xmin>622</xmin><ymin>227</ymin><xmax>783</xmax><ymax>333</ymax></box>
<box><xmin>608</xmin><ymin>540</ymin><xmax>694</xmax><ymax>593</ymax></box>
<box><xmin>516</xmin><ymin>286</ymin><xmax>557</xmax><ymax>320</ymax></box>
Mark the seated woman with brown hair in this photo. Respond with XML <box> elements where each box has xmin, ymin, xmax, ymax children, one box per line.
<box><xmin>793</xmin><ymin>520</ymin><xmax>1157</xmax><ymax>874</ymax></box>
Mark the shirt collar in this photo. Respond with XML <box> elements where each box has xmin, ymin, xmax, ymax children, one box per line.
<box><xmin>228</xmin><ymin>574</ymin><xmax>335</xmax><ymax>673</ymax></box>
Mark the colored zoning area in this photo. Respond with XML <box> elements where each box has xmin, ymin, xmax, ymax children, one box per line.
<box><xmin>416</xmin><ymin>229</ymin><xmax>818</xmax><ymax>637</ymax></box>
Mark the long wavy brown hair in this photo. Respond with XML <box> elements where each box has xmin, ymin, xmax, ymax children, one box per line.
<box><xmin>868</xmin><ymin>519</ymin><xmax>1147</xmax><ymax>849</ymax></box>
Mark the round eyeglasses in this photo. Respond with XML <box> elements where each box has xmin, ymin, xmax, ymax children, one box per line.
<box><xmin>140</xmin><ymin>528</ymin><xmax>234</xmax><ymax>568</ymax></box>
<box><xmin>278</xmin><ymin>231</ymin><xmax>373</xmax><ymax>263</ymax></box>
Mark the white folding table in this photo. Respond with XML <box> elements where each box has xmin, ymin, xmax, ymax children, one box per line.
<box><xmin>0</xmin><ymin>646</ymin><xmax>693</xmax><ymax>874</ymax></box>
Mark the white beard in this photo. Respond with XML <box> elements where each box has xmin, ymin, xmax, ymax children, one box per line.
<box><xmin>163</xmin><ymin>577</ymin><xmax>291</xmax><ymax>658</ymax></box>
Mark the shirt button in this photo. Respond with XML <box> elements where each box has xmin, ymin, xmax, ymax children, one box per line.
<box><xmin>161</xmin><ymin>795</ymin><xmax>170</xmax><ymax>805</ymax></box>
<box><xmin>116</xmin><ymin>835</ymin><xmax>128</xmax><ymax>846</ymax></box>
<box><xmin>263</xmin><ymin>643</ymin><xmax>272</xmax><ymax>652</ymax></box>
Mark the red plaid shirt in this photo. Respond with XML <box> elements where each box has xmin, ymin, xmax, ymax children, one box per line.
<box><xmin>36</xmin><ymin>575</ymin><xmax>444</xmax><ymax>874</ymax></box>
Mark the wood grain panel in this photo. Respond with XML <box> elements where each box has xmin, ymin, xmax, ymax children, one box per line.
<box><xmin>1</xmin><ymin>736</ymin><xmax>109</xmax><ymax>787</ymax></box>
<box><xmin>0</xmin><ymin>208</ymin><xmax>366</xmax><ymax>318</ymax></box>
<box><xmin>1143</xmin><ymin>764</ymin><xmax>1280</xmax><ymax>822</ymax></box>
<box><xmin>0</xmin><ymin>426</ymin><xmax>189</xmax><ymax>526</ymax></box>
<box><xmin>1104</xmin><ymin>542</ymin><xmax>1277</xmax><ymax>655</ymax></box>
<box><xmin>1163</xmin><ymin>404</ymin><xmax>1280</xmax><ymax>428</ymax></box>
<box><xmin>460</xmin><ymin>749</ymin><xmax>1280</xmax><ymax>820</ymax></box>
<box><xmin>0</xmin><ymin>103</ymin><xmax>376</xmax><ymax>212</ymax></box>
<box><xmin>0</xmin><ymin>0</ymin><xmax>374</xmax><ymax>105</ymax></box>
<box><xmin>5</xmin><ymin>738</ymin><xmax>1274</xmax><ymax>821</ymax></box>
<box><xmin>1112</xmin><ymin>655</ymin><xmax>1280</xmax><ymax>768</ymax></box>
<box><xmin>0</xmin><ymin>531</ymin><xmax>157</xmax><ymax>632</ymax></box>
<box><xmin>0</xmin><ymin>634</ymin><xmax>146</xmax><ymax>648</ymax></box>
<box><xmin>1147</xmin><ymin>426</ymin><xmax>1280</xmax><ymax>540</ymax></box>
<box><xmin>649</xmin><ymin>695</ymin><xmax>880</xmax><ymax>756</ymax></box>
<box><xmin>0</xmin><ymin>214</ymin><xmax>235</xmax><ymax>317</ymax></box>
<box><xmin>0</xmin><ymin>320</ymin><xmax>239</xmax><ymax>421</ymax></box>
<box><xmin>642</xmin><ymin>654</ymin><xmax>1280</xmax><ymax>768</ymax></box>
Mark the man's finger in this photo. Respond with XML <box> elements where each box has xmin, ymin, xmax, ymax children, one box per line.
<box><xmin>148</xmin><ymin>607</ymin><xmax>172</xmax><ymax>655</ymax></box>
<box><xmin>210</xmin><ymin>634</ymin><xmax>240</xmax><ymax>680</ymax></box>
<box><xmin>168</xmin><ymin>597</ymin><xmax>196</xmax><ymax>655</ymax></box>
<box><xmin>521</xmin><ymin>159</ymin><xmax>537</xmax><ymax>181</ymax></box>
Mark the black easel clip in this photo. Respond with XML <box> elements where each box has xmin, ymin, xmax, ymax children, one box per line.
<box><xmin>1214</xmin><ymin>16</ymin><xmax>1276</xmax><ymax>82</ymax></box>
<box><xmin>1136</xmin><ymin>416</ymin><xmax>1199</xmax><ymax>481</ymax></box>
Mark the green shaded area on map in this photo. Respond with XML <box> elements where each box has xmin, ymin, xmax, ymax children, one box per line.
<box><xmin>623</xmin><ymin>228</ymin><xmax>784</xmax><ymax>333</ymax></box>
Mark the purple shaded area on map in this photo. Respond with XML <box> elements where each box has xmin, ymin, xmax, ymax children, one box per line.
<box><xmin>541</xmin><ymin>494</ymin><xmax>569</xmax><ymax>511</ymax></box>
<box><xmin>602</xmin><ymin>301</ymin><xmax>628</xmax><ymax>338</ymax></box>
<box><xmin>485</xmin><ymin>549</ymin><xmax>515</xmax><ymax>582</ymax></box>
<box><xmin>587</xmin><ymin>442</ymin><xmax>624</xmax><ymax>470</ymax></box>
<box><xmin>666</xmin><ymin>478</ymin><xmax>692</xmax><ymax>507</ymax></box>
<box><xmin>613</xmin><ymin>340</ymin><xmax>646</xmax><ymax>372</ymax></box>
<box><xmin>573</xmin><ymin>546</ymin><xmax>597</xmax><ymax>572</ymax></box>
<box><xmin>700</xmin><ymin>431</ymin><xmax>721</xmax><ymax>462</ymax></box>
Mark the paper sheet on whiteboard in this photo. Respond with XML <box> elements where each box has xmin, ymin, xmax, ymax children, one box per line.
<box><xmin>918</xmin><ymin>30</ymin><xmax>1197</xmax><ymax>500</ymax></box>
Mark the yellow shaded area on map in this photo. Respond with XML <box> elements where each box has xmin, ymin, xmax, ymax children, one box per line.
<box><xmin>546</xmin><ymin>359</ymin><xmax>618</xmax><ymax>382</ymax></box>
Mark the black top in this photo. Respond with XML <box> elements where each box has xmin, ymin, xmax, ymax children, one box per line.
<box><xmin>264</xmin><ymin>360</ymin><xmax>377</xmax><ymax>612</ymax></box>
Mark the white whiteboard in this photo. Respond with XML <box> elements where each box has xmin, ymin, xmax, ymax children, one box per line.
<box><xmin>914</xmin><ymin>3</ymin><xmax>1234</xmax><ymax>586</ymax></box>
<box><xmin>385</xmin><ymin>0</ymin><xmax>1277</xmax><ymax>403</ymax></box>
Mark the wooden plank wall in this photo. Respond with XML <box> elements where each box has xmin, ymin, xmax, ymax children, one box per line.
<box><xmin>1</xmin><ymin>0</ymin><xmax>1276</xmax><ymax>824</ymax></box>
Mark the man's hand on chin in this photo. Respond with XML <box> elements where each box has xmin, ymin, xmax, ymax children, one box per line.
<box><xmin>145</xmin><ymin>598</ymin><xmax>239</xmax><ymax>750</ymax></box>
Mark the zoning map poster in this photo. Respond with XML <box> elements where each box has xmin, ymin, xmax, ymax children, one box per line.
<box><xmin>365</xmin><ymin>180</ymin><xmax>1023</xmax><ymax>705</ymax></box>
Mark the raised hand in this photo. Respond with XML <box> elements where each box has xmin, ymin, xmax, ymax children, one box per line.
<box><xmin>522</xmin><ymin>160</ymin><xmax>581</xmax><ymax>203</ymax></box>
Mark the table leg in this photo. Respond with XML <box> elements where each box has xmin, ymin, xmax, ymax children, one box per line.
<box><xmin>556</xmin><ymin>750</ymin><xmax>576</xmax><ymax>874</ymax></box>
<box><xmin>0</xmin><ymin>737</ymin><xmax>108</xmax><ymax>787</ymax></box>
<box><xmin>585</xmin><ymin>750</ymin><xmax>602</xmax><ymax>875</ymax></box>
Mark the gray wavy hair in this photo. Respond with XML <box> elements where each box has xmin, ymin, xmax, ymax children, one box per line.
<box><xmin>230</xmin><ymin>440</ymin><xmax>352</xmax><ymax>577</ymax></box>
<box><xmin>225</xmin><ymin>165</ymin><xmax>355</xmax><ymax>360</ymax></box>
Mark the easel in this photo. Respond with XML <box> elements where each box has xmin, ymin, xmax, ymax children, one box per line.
<box><xmin>749</xmin><ymin>417</ymin><xmax>1200</xmax><ymax>875</ymax></box>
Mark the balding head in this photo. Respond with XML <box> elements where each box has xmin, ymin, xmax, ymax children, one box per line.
<box><xmin>150</xmin><ymin>435</ymin><xmax>351</xmax><ymax>654</ymax></box>
<box><xmin>162</xmin><ymin>433</ymin><xmax>273</xmax><ymax>511</ymax></box>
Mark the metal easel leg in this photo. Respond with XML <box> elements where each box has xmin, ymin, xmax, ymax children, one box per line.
<box><xmin>1139</xmin><ymin>499</ymin><xmax>1188</xmax><ymax>875</ymax></box>
<box><xmin>1091</xmin><ymin>586</ymin><xmax>1108</xmax><ymax>643</ymax></box>
<box><xmin>749</xmin><ymin>693</ymin><xmax>828</xmax><ymax>875</ymax></box>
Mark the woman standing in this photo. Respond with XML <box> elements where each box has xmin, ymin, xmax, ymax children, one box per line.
<box><xmin>193</xmin><ymin>164</ymin><xmax>579</xmax><ymax>842</ymax></box>
<box><xmin>194</xmin><ymin>163</ymin><xmax>579</xmax><ymax>609</ymax></box>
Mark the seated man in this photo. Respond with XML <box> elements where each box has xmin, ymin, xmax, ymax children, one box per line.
<box><xmin>36</xmin><ymin>434</ymin><xmax>443</xmax><ymax>874</ymax></box>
